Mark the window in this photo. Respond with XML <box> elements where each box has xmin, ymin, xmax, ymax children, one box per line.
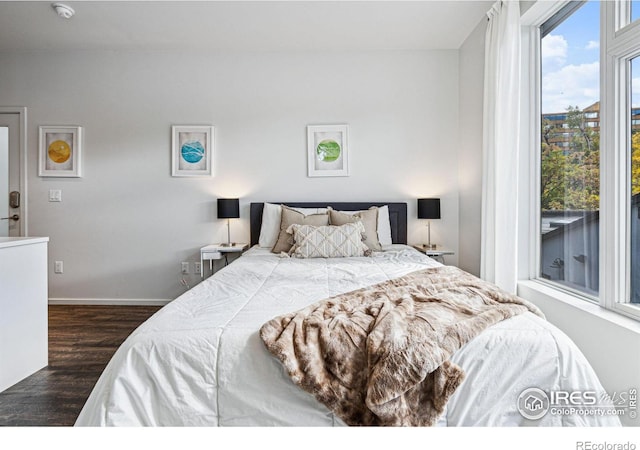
<box><xmin>539</xmin><ymin>0</ymin><xmax>600</xmax><ymax>298</ymax></box>
<box><xmin>530</xmin><ymin>0</ymin><xmax>640</xmax><ymax>320</ymax></box>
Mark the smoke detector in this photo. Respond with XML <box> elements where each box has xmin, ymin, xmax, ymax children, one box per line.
<box><xmin>52</xmin><ymin>3</ymin><xmax>75</xmax><ymax>19</ymax></box>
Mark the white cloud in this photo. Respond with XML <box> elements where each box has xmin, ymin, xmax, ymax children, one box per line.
<box><xmin>541</xmin><ymin>34</ymin><xmax>568</xmax><ymax>72</ymax></box>
<box><xmin>586</xmin><ymin>40</ymin><xmax>599</xmax><ymax>50</ymax></box>
<box><xmin>542</xmin><ymin>61</ymin><xmax>600</xmax><ymax>113</ymax></box>
<box><xmin>633</xmin><ymin>77</ymin><xmax>640</xmax><ymax>108</ymax></box>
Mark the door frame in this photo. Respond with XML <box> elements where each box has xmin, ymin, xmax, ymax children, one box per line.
<box><xmin>0</xmin><ymin>106</ymin><xmax>28</xmax><ymax>236</ymax></box>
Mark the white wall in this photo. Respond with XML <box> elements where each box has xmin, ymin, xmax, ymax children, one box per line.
<box><xmin>458</xmin><ymin>20</ymin><xmax>486</xmax><ymax>276</ymax></box>
<box><xmin>0</xmin><ymin>49</ymin><xmax>460</xmax><ymax>302</ymax></box>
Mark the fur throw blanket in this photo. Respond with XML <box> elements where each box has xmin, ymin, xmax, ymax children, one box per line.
<box><xmin>260</xmin><ymin>266</ymin><xmax>544</xmax><ymax>426</ymax></box>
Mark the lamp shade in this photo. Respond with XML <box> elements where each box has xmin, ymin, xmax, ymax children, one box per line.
<box><xmin>217</xmin><ymin>198</ymin><xmax>240</xmax><ymax>219</ymax></box>
<box><xmin>417</xmin><ymin>198</ymin><xmax>441</xmax><ymax>219</ymax></box>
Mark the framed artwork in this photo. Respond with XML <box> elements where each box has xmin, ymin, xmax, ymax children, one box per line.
<box><xmin>38</xmin><ymin>126</ymin><xmax>82</xmax><ymax>177</ymax></box>
<box><xmin>307</xmin><ymin>124</ymin><xmax>349</xmax><ymax>177</ymax></box>
<box><xmin>171</xmin><ymin>125</ymin><xmax>213</xmax><ymax>177</ymax></box>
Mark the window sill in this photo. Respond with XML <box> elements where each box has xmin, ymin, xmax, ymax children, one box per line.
<box><xmin>517</xmin><ymin>279</ymin><xmax>640</xmax><ymax>334</ymax></box>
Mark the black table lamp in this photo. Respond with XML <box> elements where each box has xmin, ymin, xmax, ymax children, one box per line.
<box><xmin>417</xmin><ymin>198</ymin><xmax>441</xmax><ymax>249</ymax></box>
<box><xmin>217</xmin><ymin>198</ymin><xmax>240</xmax><ymax>246</ymax></box>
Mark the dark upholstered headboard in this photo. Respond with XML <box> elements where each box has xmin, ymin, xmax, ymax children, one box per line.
<box><xmin>249</xmin><ymin>202</ymin><xmax>407</xmax><ymax>246</ymax></box>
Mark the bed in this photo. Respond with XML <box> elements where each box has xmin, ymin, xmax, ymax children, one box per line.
<box><xmin>75</xmin><ymin>202</ymin><xmax>620</xmax><ymax>427</ymax></box>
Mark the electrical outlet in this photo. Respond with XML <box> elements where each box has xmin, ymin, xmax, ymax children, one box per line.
<box><xmin>194</xmin><ymin>262</ymin><xmax>202</xmax><ymax>274</ymax></box>
<box><xmin>48</xmin><ymin>189</ymin><xmax>62</xmax><ymax>202</ymax></box>
<box><xmin>54</xmin><ymin>261</ymin><xmax>63</xmax><ymax>274</ymax></box>
<box><xmin>181</xmin><ymin>262</ymin><xmax>189</xmax><ymax>274</ymax></box>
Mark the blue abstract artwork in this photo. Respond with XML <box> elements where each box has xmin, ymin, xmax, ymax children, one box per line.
<box><xmin>172</xmin><ymin>126</ymin><xmax>212</xmax><ymax>176</ymax></box>
<box><xmin>181</xmin><ymin>141</ymin><xmax>205</xmax><ymax>164</ymax></box>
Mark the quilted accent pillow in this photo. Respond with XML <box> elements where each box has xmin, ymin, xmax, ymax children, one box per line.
<box><xmin>329</xmin><ymin>207</ymin><xmax>382</xmax><ymax>251</ymax></box>
<box><xmin>272</xmin><ymin>206</ymin><xmax>330</xmax><ymax>254</ymax></box>
<box><xmin>287</xmin><ymin>222</ymin><xmax>371</xmax><ymax>258</ymax></box>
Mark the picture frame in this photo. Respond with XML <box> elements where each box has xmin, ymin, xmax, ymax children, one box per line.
<box><xmin>307</xmin><ymin>124</ymin><xmax>349</xmax><ymax>177</ymax></box>
<box><xmin>38</xmin><ymin>126</ymin><xmax>82</xmax><ymax>177</ymax></box>
<box><xmin>171</xmin><ymin>125</ymin><xmax>213</xmax><ymax>177</ymax></box>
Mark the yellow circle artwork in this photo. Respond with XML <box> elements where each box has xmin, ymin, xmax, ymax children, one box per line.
<box><xmin>48</xmin><ymin>140</ymin><xmax>71</xmax><ymax>164</ymax></box>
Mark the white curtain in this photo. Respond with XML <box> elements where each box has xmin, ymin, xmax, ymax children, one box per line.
<box><xmin>481</xmin><ymin>0</ymin><xmax>521</xmax><ymax>294</ymax></box>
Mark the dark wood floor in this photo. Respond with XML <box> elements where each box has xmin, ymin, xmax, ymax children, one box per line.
<box><xmin>0</xmin><ymin>305</ymin><xmax>161</xmax><ymax>426</ymax></box>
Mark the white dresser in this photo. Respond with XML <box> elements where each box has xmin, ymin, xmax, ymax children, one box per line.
<box><xmin>0</xmin><ymin>237</ymin><xmax>49</xmax><ymax>392</ymax></box>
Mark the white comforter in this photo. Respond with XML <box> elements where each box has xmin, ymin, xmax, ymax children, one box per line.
<box><xmin>75</xmin><ymin>246</ymin><xmax>620</xmax><ymax>426</ymax></box>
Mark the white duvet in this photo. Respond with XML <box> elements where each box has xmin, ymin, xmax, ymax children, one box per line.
<box><xmin>75</xmin><ymin>246</ymin><xmax>620</xmax><ymax>427</ymax></box>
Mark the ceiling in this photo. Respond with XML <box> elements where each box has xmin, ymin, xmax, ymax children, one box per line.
<box><xmin>0</xmin><ymin>1</ymin><xmax>492</xmax><ymax>52</ymax></box>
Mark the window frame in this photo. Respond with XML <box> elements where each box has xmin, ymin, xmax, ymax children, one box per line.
<box><xmin>521</xmin><ymin>0</ymin><xmax>640</xmax><ymax>322</ymax></box>
<box><xmin>603</xmin><ymin>0</ymin><xmax>640</xmax><ymax>319</ymax></box>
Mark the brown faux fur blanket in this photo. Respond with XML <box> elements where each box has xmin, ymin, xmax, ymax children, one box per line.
<box><xmin>260</xmin><ymin>266</ymin><xmax>544</xmax><ymax>426</ymax></box>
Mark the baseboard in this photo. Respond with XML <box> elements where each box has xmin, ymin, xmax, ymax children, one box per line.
<box><xmin>48</xmin><ymin>298</ymin><xmax>172</xmax><ymax>306</ymax></box>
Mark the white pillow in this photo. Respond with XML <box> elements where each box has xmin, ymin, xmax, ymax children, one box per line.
<box><xmin>331</xmin><ymin>205</ymin><xmax>392</xmax><ymax>246</ymax></box>
<box><xmin>377</xmin><ymin>205</ymin><xmax>392</xmax><ymax>246</ymax></box>
<box><xmin>258</xmin><ymin>203</ymin><xmax>282</xmax><ymax>248</ymax></box>
<box><xmin>258</xmin><ymin>203</ymin><xmax>328</xmax><ymax>248</ymax></box>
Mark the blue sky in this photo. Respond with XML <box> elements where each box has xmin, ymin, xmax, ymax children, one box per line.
<box><xmin>542</xmin><ymin>0</ymin><xmax>640</xmax><ymax>113</ymax></box>
<box><xmin>541</xmin><ymin>0</ymin><xmax>601</xmax><ymax>113</ymax></box>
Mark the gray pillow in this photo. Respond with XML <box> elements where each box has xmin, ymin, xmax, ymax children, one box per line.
<box><xmin>328</xmin><ymin>207</ymin><xmax>382</xmax><ymax>251</ymax></box>
<box><xmin>272</xmin><ymin>205</ymin><xmax>329</xmax><ymax>254</ymax></box>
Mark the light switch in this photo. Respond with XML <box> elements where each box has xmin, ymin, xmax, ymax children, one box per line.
<box><xmin>49</xmin><ymin>189</ymin><xmax>62</xmax><ymax>202</ymax></box>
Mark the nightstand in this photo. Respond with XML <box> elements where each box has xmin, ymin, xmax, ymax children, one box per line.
<box><xmin>200</xmin><ymin>243</ymin><xmax>248</xmax><ymax>278</ymax></box>
<box><xmin>412</xmin><ymin>245</ymin><xmax>454</xmax><ymax>264</ymax></box>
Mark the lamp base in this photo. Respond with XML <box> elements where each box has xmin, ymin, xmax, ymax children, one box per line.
<box><xmin>219</xmin><ymin>219</ymin><xmax>232</xmax><ymax>247</ymax></box>
<box><xmin>424</xmin><ymin>221</ymin><xmax>437</xmax><ymax>251</ymax></box>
